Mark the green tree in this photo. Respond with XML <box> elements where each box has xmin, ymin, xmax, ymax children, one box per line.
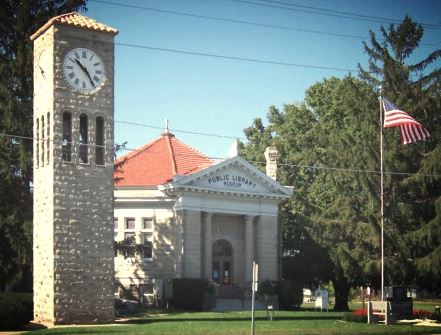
<box><xmin>243</xmin><ymin>77</ymin><xmax>380</xmax><ymax>310</ymax></box>
<box><xmin>0</xmin><ymin>0</ymin><xmax>87</xmax><ymax>291</ymax></box>
<box><xmin>359</xmin><ymin>15</ymin><xmax>441</xmax><ymax>293</ymax></box>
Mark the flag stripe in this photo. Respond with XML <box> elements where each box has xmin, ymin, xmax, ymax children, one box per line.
<box><xmin>382</xmin><ymin>98</ymin><xmax>430</xmax><ymax>144</ymax></box>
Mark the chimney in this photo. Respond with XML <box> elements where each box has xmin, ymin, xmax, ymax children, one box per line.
<box><xmin>227</xmin><ymin>138</ymin><xmax>240</xmax><ymax>158</ymax></box>
<box><xmin>264</xmin><ymin>146</ymin><xmax>278</xmax><ymax>180</ymax></box>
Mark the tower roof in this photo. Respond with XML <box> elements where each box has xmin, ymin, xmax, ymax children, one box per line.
<box><xmin>114</xmin><ymin>132</ymin><xmax>215</xmax><ymax>187</ymax></box>
<box><xmin>30</xmin><ymin>12</ymin><xmax>118</xmax><ymax>41</ymax></box>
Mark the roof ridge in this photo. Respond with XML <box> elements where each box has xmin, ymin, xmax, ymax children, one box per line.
<box><xmin>171</xmin><ymin>136</ymin><xmax>212</xmax><ymax>161</ymax></box>
<box><xmin>164</xmin><ymin>133</ymin><xmax>178</xmax><ymax>176</ymax></box>
<box><xmin>30</xmin><ymin>11</ymin><xmax>118</xmax><ymax>41</ymax></box>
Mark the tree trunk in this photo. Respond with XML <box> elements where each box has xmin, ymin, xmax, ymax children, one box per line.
<box><xmin>332</xmin><ymin>279</ymin><xmax>350</xmax><ymax>311</ymax></box>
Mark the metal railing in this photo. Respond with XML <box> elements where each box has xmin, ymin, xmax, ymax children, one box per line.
<box><xmin>232</xmin><ymin>284</ymin><xmax>245</xmax><ymax>309</ymax></box>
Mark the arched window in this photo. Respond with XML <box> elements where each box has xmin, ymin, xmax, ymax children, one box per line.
<box><xmin>62</xmin><ymin>112</ymin><xmax>72</xmax><ymax>162</ymax></box>
<box><xmin>41</xmin><ymin>115</ymin><xmax>45</xmax><ymax>167</ymax></box>
<box><xmin>79</xmin><ymin>114</ymin><xmax>88</xmax><ymax>164</ymax></box>
<box><xmin>213</xmin><ymin>239</ymin><xmax>232</xmax><ymax>257</ymax></box>
<box><xmin>95</xmin><ymin>117</ymin><xmax>104</xmax><ymax>166</ymax></box>
<box><xmin>46</xmin><ymin>112</ymin><xmax>50</xmax><ymax>165</ymax></box>
<box><xmin>36</xmin><ymin>118</ymin><xmax>40</xmax><ymax>167</ymax></box>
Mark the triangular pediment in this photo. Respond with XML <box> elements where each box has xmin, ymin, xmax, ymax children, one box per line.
<box><xmin>170</xmin><ymin>156</ymin><xmax>292</xmax><ymax>198</ymax></box>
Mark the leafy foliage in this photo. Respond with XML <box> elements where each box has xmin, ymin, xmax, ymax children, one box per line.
<box><xmin>277</xmin><ymin>280</ymin><xmax>303</xmax><ymax>310</ymax></box>
<box><xmin>0</xmin><ymin>293</ymin><xmax>33</xmax><ymax>330</ymax></box>
<box><xmin>243</xmin><ymin>16</ymin><xmax>440</xmax><ymax>310</ymax></box>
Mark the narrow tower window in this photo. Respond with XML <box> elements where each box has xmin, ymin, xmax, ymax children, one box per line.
<box><xmin>41</xmin><ymin>115</ymin><xmax>45</xmax><ymax>167</ymax></box>
<box><xmin>36</xmin><ymin>118</ymin><xmax>39</xmax><ymax>167</ymax></box>
<box><xmin>79</xmin><ymin>114</ymin><xmax>88</xmax><ymax>164</ymax></box>
<box><xmin>96</xmin><ymin>117</ymin><xmax>104</xmax><ymax>166</ymax></box>
<box><xmin>46</xmin><ymin>112</ymin><xmax>50</xmax><ymax>165</ymax></box>
<box><xmin>62</xmin><ymin>112</ymin><xmax>72</xmax><ymax>162</ymax></box>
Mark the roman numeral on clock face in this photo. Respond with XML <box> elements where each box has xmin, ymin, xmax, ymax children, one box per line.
<box><xmin>63</xmin><ymin>48</ymin><xmax>105</xmax><ymax>93</ymax></box>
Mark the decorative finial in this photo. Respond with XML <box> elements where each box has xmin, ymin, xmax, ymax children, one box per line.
<box><xmin>165</xmin><ymin>117</ymin><xmax>169</xmax><ymax>132</ymax></box>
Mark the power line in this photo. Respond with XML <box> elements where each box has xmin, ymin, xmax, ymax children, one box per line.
<box><xmin>90</xmin><ymin>0</ymin><xmax>441</xmax><ymax>52</ymax></box>
<box><xmin>90</xmin><ymin>0</ymin><xmax>365</xmax><ymax>41</ymax></box>
<box><xmin>115</xmin><ymin>120</ymin><xmax>242</xmax><ymax>140</ymax></box>
<box><xmin>116</xmin><ymin>42</ymin><xmax>359</xmax><ymax>72</ymax></box>
<box><xmin>227</xmin><ymin>0</ymin><xmax>441</xmax><ymax>29</ymax></box>
<box><xmin>2</xmin><ymin>132</ymin><xmax>439</xmax><ymax>178</ymax></box>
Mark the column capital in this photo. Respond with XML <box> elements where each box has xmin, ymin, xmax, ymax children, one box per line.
<box><xmin>245</xmin><ymin>215</ymin><xmax>255</xmax><ymax>223</ymax></box>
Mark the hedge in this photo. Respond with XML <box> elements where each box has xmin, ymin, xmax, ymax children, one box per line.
<box><xmin>277</xmin><ymin>280</ymin><xmax>303</xmax><ymax>310</ymax></box>
<box><xmin>0</xmin><ymin>293</ymin><xmax>33</xmax><ymax>330</ymax></box>
<box><xmin>172</xmin><ymin>279</ymin><xmax>216</xmax><ymax>311</ymax></box>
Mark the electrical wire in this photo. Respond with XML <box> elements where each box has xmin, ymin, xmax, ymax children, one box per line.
<box><xmin>90</xmin><ymin>0</ymin><xmax>441</xmax><ymax>46</ymax></box>
<box><xmin>227</xmin><ymin>0</ymin><xmax>441</xmax><ymax>29</ymax></box>
<box><xmin>116</xmin><ymin>42</ymin><xmax>358</xmax><ymax>72</ymax></box>
<box><xmin>2</xmin><ymin>132</ymin><xmax>440</xmax><ymax>178</ymax></box>
<box><xmin>90</xmin><ymin>0</ymin><xmax>365</xmax><ymax>41</ymax></box>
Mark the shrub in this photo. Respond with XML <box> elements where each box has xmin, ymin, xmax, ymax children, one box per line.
<box><xmin>172</xmin><ymin>279</ymin><xmax>215</xmax><ymax>311</ymax></box>
<box><xmin>258</xmin><ymin>280</ymin><xmax>277</xmax><ymax>296</ymax></box>
<box><xmin>342</xmin><ymin>308</ymin><xmax>368</xmax><ymax>323</ymax></box>
<box><xmin>277</xmin><ymin>280</ymin><xmax>303</xmax><ymax>310</ymax></box>
<box><xmin>0</xmin><ymin>293</ymin><xmax>33</xmax><ymax>330</ymax></box>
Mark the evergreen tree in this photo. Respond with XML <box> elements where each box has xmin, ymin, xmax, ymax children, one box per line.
<box><xmin>0</xmin><ymin>0</ymin><xmax>87</xmax><ymax>291</ymax></box>
<box><xmin>359</xmin><ymin>16</ymin><xmax>441</xmax><ymax>293</ymax></box>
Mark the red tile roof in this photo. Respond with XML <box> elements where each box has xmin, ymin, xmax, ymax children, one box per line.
<box><xmin>114</xmin><ymin>131</ymin><xmax>215</xmax><ymax>187</ymax></box>
<box><xmin>31</xmin><ymin>12</ymin><xmax>118</xmax><ymax>41</ymax></box>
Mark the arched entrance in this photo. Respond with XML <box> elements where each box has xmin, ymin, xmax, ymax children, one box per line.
<box><xmin>212</xmin><ymin>239</ymin><xmax>233</xmax><ymax>298</ymax></box>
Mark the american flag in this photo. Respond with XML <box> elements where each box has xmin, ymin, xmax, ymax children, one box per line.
<box><xmin>383</xmin><ymin>98</ymin><xmax>430</xmax><ymax>144</ymax></box>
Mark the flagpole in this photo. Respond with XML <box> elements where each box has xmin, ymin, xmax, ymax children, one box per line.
<box><xmin>379</xmin><ymin>86</ymin><xmax>384</xmax><ymax>302</ymax></box>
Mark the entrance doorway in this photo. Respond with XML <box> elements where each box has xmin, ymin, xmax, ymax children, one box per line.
<box><xmin>212</xmin><ymin>239</ymin><xmax>233</xmax><ymax>298</ymax></box>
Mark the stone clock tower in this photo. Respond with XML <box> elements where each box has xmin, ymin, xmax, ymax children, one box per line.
<box><xmin>31</xmin><ymin>13</ymin><xmax>118</xmax><ymax>325</ymax></box>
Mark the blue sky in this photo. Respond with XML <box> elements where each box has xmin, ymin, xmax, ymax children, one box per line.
<box><xmin>85</xmin><ymin>0</ymin><xmax>441</xmax><ymax>158</ymax></box>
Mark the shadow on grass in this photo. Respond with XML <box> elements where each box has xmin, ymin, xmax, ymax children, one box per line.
<box><xmin>115</xmin><ymin>314</ymin><xmax>341</xmax><ymax>325</ymax></box>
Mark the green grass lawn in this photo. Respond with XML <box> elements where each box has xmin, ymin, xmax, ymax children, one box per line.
<box><xmin>24</xmin><ymin>308</ymin><xmax>441</xmax><ymax>335</ymax></box>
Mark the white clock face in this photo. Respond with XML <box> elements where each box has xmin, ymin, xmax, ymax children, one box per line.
<box><xmin>62</xmin><ymin>48</ymin><xmax>105</xmax><ymax>93</ymax></box>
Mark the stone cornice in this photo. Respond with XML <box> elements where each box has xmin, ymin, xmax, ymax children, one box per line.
<box><xmin>163</xmin><ymin>184</ymin><xmax>290</xmax><ymax>201</ymax></box>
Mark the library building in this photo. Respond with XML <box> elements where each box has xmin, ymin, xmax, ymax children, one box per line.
<box><xmin>113</xmin><ymin>130</ymin><xmax>292</xmax><ymax>303</ymax></box>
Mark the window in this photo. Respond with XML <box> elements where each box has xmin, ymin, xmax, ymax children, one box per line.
<box><xmin>36</xmin><ymin>118</ymin><xmax>40</xmax><ymax>167</ymax></box>
<box><xmin>143</xmin><ymin>218</ymin><xmax>153</xmax><ymax>230</ymax></box>
<box><xmin>125</xmin><ymin>218</ymin><xmax>135</xmax><ymax>230</ymax></box>
<box><xmin>62</xmin><ymin>112</ymin><xmax>72</xmax><ymax>162</ymax></box>
<box><xmin>96</xmin><ymin>117</ymin><xmax>104</xmax><ymax>165</ymax></box>
<box><xmin>141</xmin><ymin>233</ymin><xmax>153</xmax><ymax>259</ymax></box>
<box><xmin>140</xmin><ymin>283</ymin><xmax>154</xmax><ymax>295</ymax></box>
<box><xmin>139</xmin><ymin>283</ymin><xmax>155</xmax><ymax>305</ymax></box>
<box><xmin>213</xmin><ymin>239</ymin><xmax>232</xmax><ymax>256</ymax></box>
<box><xmin>46</xmin><ymin>112</ymin><xmax>50</xmax><ymax>165</ymax></box>
<box><xmin>79</xmin><ymin>114</ymin><xmax>88</xmax><ymax>163</ymax></box>
<box><xmin>124</xmin><ymin>232</ymin><xmax>135</xmax><ymax>241</ymax></box>
<box><xmin>114</xmin><ymin>218</ymin><xmax>118</xmax><ymax>230</ymax></box>
<box><xmin>41</xmin><ymin>115</ymin><xmax>45</xmax><ymax>167</ymax></box>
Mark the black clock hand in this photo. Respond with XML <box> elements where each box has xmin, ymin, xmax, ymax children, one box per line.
<box><xmin>75</xmin><ymin>59</ymin><xmax>96</xmax><ymax>88</ymax></box>
<box><xmin>39</xmin><ymin>66</ymin><xmax>45</xmax><ymax>79</ymax></box>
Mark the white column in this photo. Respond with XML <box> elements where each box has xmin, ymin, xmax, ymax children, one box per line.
<box><xmin>245</xmin><ymin>215</ymin><xmax>254</xmax><ymax>283</ymax></box>
<box><xmin>203</xmin><ymin>213</ymin><xmax>213</xmax><ymax>279</ymax></box>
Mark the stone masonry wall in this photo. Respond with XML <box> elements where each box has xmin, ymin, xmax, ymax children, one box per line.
<box><xmin>33</xmin><ymin>28</ymin><xmax>55</xmax><ymax>324</ymax></box>
<box><xmin>33</xmin><ymin>24</ymin><xmax>115</xmax><ymax>325</ymax></box>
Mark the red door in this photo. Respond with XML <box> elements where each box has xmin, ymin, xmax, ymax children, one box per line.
<box><xmin>212</xmin><ymin>240</ymin><xmax>233</xmax><ymax>298</ymax></box>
